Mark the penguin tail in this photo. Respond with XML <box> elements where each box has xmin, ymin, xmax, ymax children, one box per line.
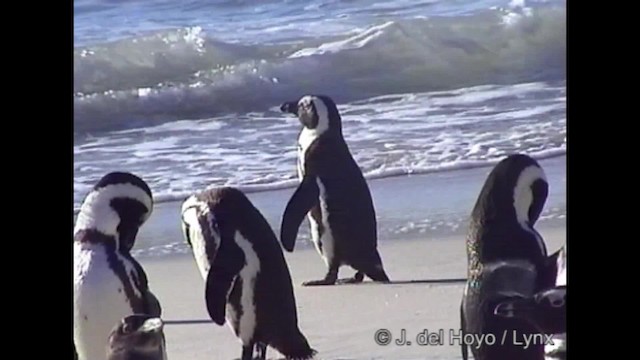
<box><xmin>273</xmin><ymin>331</ymin><xmax>317</xmax><ymax>360</ymax></box>
<box><xmin>366</xmin><ymin>266</ymin><xmax>391</xmax><ymax>282</ymax></box>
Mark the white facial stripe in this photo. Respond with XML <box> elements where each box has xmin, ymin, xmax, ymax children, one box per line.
<box><xmin>233</xmin><ymin>232</ymin><xmax>260</xmax><ymax>345</ymax></box>
<box><xmin>513</xmin><ymin>164</ymin><xmax>547</xmax><ymax>254</ymax></box>
<box><xmin>181</xmin><ymin>196</ymin><xmax>217</xmax><ymax>279</ymax></box>
<box><xmin>74</xmin><ymin>183</ymin><xmax>153</xmax><ymax>236</ymax></box>
<box><xmin>513</xmin><ymin>165</ymin><xmax>547</xmax><ymax>224</ymax></box>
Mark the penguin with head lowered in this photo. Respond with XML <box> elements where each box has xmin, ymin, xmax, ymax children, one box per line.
<box><xmin>279</xmin><ymin>94</ymin><xmax>390</xmax><ymax>286</ymax></box>
<box><xmin>74</xmin><ymin>172</ymin><xmax>162</xmax><ymax>360</ymax></box>
<box><xmin>180</xmin><ymin>187</ymin><xmax>315</xmax><ymax>360</ymax></box>
<box><xmin>460</xmin><ymin>154</ymin><xmax>554</xmax><ymax>360</ymax></box>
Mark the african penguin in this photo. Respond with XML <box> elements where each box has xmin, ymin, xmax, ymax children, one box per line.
<box><xmin>180</xmin><ymin>187</ymin><xmax>315</xmax><ymax>360</ymax></box>
<box><xmin>74</xmin><ymin>172</ymin><xmax>162</xmax><ymax>360</ymax></box>
<box><xmin>107</xmin><ymin>314</ymin><xmax>168</xmax><ymax>360</ymax></box>
<box><xmin>279</xmin><ymin>94</ymin><xmax>390</xmax><ymax>286</ymax></box>
<box><xmin>460</xmin><ymin>154</ymin><xmax>553</xmax><ymax>360</ymax></box>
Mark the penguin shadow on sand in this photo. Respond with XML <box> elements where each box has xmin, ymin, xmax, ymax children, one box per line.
<box><xmin>180</xmin><ymin>187</ymin><xmax>316</xmax><ymax>360</ymax></box>
<box><xmin>278</xmin><ymin>94</ymin><xmax>466</xmax><ymax>287</ymax></box>
<box><xmin>460</xmin><ymin>154</ymin><xmax>567</xmax><ymax>360</ymax></box>
<box><xmin>74</xmin><ymin>172</ymin><xmax>164</xmax><ymax>360</ymax></box>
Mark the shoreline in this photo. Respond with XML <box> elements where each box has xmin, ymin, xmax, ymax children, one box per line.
<box><xmin>132</xmin><ymin>155</ymin><xmax>566</xmax><ymax>259</ymax></box>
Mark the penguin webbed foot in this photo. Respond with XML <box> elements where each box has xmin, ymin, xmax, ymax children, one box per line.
<box><xmin>302</xmin><ymin>269</ymin><xmax>338</xmax><ymax>286</ymax></box>
<box><xmin>302</xmin><ymin>278</ymin><xmax>337</xmax><ymax>286</ymax></box>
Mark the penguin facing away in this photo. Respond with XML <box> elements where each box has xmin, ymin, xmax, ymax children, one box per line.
<box><xmin>107</xmin><ymin>314</ymin><xmax>168</xmax><ymax>360</ymax></box>
<box><xmin>460</xmin><ymin>154</ymin><xmax>552</xmax><ymax>360</ymax></box>
<box><xmin>74</xmin><ymin>172</ymin><xmax>162</xmax><ymax>360</ymax></box>
<box><xmin>180</xmin><ymin>187</ymin><xmax>315</xmax><ymax>360</ymax></box>
<box><xmin>280</xmin><ymin>94</ymin><xmax>390</xmax><ymax>286</ymax></box>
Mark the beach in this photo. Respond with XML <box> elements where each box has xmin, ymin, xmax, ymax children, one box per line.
<box><xmin>136</xmin><ymin>157</ymin><xmax>566</xmax><ymax>360</ymax></box>
<box><xmin>144</xmin><ymin>228</ymin><xmax>565</xmax><ymax>360</ymax></box>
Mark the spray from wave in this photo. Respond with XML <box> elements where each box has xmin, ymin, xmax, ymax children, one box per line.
<box><xmin>74</xmin><ymin>5</ymin><xmax>565</xmax><ymax>134</ymax></box>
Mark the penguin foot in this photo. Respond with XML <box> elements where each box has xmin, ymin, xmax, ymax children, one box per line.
<box><xmin>302</xmin><ymin>278</ymin><xmax>338</xmax><ymax>286</ymax></box>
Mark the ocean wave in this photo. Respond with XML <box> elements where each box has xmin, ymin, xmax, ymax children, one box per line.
<box><xmin>74</xmin><ymin>5</ymin><xmax>565</xmax><ymax>134</ymax></box>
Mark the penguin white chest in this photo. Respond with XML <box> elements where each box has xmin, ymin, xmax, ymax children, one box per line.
<box><xmin>74</xmin><ymin>245</ymin><xmax>136</xmax><ymax>360</ymax></box>
<box><xmin>297</xmin><ymin>127</ymin><xmax>322</xmax><ymax>178</ymax></box>
<box><xmin>312</xmin><ymin>179</ymin><xmax>336</xmax><ymax>266</ymax></box>
<box><xmin>297</xmin><ymin>129</ymin><xmax>335</xmax><ymax>266</ymax></box>
<box><xmin>193</xmin><ymin>231</ymin><xmax>261</xmax><ymax>346</ymax></box>
<box><xmin>227</xmin><ymin>233</ymin><xmax>261</xmax><ymax>345</ymax></box>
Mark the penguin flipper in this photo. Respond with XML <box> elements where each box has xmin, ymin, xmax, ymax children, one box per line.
<box><xmin>281</xmin><ymin>175</ymin><xmax>319</xmax><ymax>252</ymax></box>
<box><xmin>205</xmin><ymin>240</ymin><xmax>245</xmax><ymax>326</ymax></box>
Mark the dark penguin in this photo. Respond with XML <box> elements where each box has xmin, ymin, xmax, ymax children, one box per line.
<box><xmin>180</xmin><ymin>187</ymin><xmax>315</xmax><ymax>360</ymax></box>
<box><xmin>279</xmin><ymin>94</ymin><xmax>390</xmax><ymax>286</ymax></box>
<box><xmin>107</xmin><ymin>314</ymin><xmax>167</xmax><ymax>360</ymax></box>
<box><xmin>460</xmin><ymin>154</ymin><xmax>552</xmax><ymax>360</ymax></box>
<box><xmin>74</xmin><ymin>172</ymin><xmax>162</xmax><ymax>360</ymax></box>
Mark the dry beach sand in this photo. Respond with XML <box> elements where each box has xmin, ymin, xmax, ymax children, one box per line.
<box><xmin>130</xmin><ymin>158</ymin><xmax>566</xmax><ymax>360</ymax></box>
<box><xmin>142</xmin><ymin>227</ymin><xmax>565</xmax><ymax>360</ymax></box>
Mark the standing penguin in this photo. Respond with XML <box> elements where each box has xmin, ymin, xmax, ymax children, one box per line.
<box><xmin>279</xmin><ymin>95</ymin><xmax>390</xmax><ymax>286</ymax></box>
<box><xmin>180</xmin><ymin>187</ymin><xmax>315</xmax><ymax>360</ymax></box>
<box><xmin>74</xmin><ymin>172</ymin><xmax>162</xmax><ymax>360</ymax></box>
<box><xmin>460</xmin><ymin>154</ymin><xmax>552</xmax><ymax>360</ymax></box>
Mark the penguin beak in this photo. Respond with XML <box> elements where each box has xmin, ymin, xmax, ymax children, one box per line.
<box><xmin>494</xmin><ymin>297</ymin><xmax>534</xmax><ymax>318</ymax></box>
<box><xmin>280</xmin><ymin>101</ymin><xmax>298</xmax><ymax>115</ymax></box>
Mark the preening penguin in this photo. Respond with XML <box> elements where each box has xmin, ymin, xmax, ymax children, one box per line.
<box><xmin>107</xmin><ymin>314</ymin><xmax>168</xmax><ymax>360</ymax></box>
<box><xmin>280</xmin><ymin>94</ymin><xmax>390</xmax><ymax>286</ymax></box>
<box><xmin>460</xmin><ymin>154</ymin><xmax>552</xmax><ymax>360</ymax></box>
<box><xmin>180</xmin><ymin>187</ymin><xmax>315</xmax><ymax>360</ymax></box>
<box><xmin>74</xmin><ymin>172</ymin><xmax>162</xmax><ymax>360</ymax></box>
